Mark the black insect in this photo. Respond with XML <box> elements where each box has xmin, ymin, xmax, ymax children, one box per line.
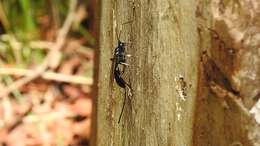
<box><xmin>110</xmin><ymin>22</ymin><xmax>133</xmax><ymax>123</ymax></box>
<box><xmin>112</xmin><ymin>40</ymin><xmax>131</xmax><ymax>88</ymax></box>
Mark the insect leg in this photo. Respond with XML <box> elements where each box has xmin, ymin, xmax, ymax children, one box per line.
<box><xmin>118</xmin><ymin>88</ymin><xmax>127</xmax><ymax>123</ymax></box>
<box><xmin>126</xmin><ymin>54</ymin><xmax>132</xmax><ymax>57</ymax></box>
<box><xmin>121</xmin><ymin>62</ymin><xmax>129</xmax><ymax>66</ymax></box>
<box><xmin>120</xmin><ymin>63</ymin><xmax>129</xmax><ymax>74</ymax></box>
<box><xmin>126</xmin><ymin>81</ymin><xmax>133</xmax><ymax>98</ymax></box>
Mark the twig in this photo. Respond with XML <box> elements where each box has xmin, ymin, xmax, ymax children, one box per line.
<box><xmin>23</xmin><ymin>111</ymin><xmax>75</xmax><ymax>123</ymax></box>
<box><xmin>0</xmin><ymin>61</ymin><xmax>49</xmax><ymax>98</ymax></box>
<box><xmin>0</xmin><ymin>0</ymin><xmax>78</xmax><ymax>98</ymax></box>
<box><xmin>2</xmin><ymin>35</ymin><xmax>93</xmax><ymax>51</ymax></box>
<box><xmin>0</xmin><ymin>35</ymin><xmax>54</xmax><ymax>50</ymax></box>
<box><xmin>6</xmin><ymin>103</ymin><xmax>33</xmax><ymax>132</ymax></box>
<box><xmin>0</xmin><ymin>67</ymin><xmax>93</xmax><ymax>85</ymax></box>
<box><xmin>29</xmin><ymin>41</ymin><xmax>54</xmax><ymax>49</ymax></box>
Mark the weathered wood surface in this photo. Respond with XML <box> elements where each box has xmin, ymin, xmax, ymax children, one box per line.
<box><xmin>193</xmin><ymin>1</ymin><xmax>260</xmax><ymax>146</ymax></box>
<box><xmin>92</xmin><ymin>0</ymin><xmax>199</xmax><ymax>145</ymax></box>
<box><xmin>92</xmin><ymin>0</ymin><xmax>260</xmax><ymax>146</ymax></box>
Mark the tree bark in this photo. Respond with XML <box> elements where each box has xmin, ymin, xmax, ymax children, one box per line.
<box><xmin>193</xmin><ymin>0</ymin><xmax>260</xmax><ymax>146</ymax></box>
<box><xmin>92</xmin><ymin>0</ymin><xmax>260</xmax><ymax>146</ymax></box>
<box><xmin>92</xmin><ymin>0</ymin><xmax>199</xmax><ymax>145</ymax></box>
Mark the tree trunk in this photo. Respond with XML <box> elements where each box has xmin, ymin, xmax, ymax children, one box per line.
<box><xmin>91</xmin><ymin>0</ymin><xmax>260</xmax><ymax>146</ymax></box>
<box><xmin>193</xmin><ymin>1</ymin><xmax>260</xmax><ymax>146</ymax></box>
<box><xmin>92</xmin><ymin>0</ymin><xmax>199</xmax><ymax>145</ymax></box>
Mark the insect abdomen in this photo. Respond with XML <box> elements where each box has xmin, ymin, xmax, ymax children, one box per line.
<box><xmin>114</xmin><ymin>67</ymin><xmax>126</xmax><ymax>88</ymax></box>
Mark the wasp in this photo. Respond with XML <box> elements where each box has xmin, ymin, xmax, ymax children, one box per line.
<box><xmin>110</xmin><ymin>21</ymin><xmax>133</xmax><ymax>123</ymax></box>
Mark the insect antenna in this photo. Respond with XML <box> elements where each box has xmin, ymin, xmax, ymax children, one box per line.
<box><xmin>116</xmin><ymin>20</ymin><xmax>134</xmax><ymax>43</ymax></box>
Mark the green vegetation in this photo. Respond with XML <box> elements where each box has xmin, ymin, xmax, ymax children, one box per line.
<box><xmin>0</xmin><ymin>0</ymin><xmax>95</xmax><ymax>67</ymax></box>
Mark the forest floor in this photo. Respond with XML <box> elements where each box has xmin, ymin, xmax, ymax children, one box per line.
<box><xmin>0</xmin><ymin>0</ymin><xmax>96</xmax><ymax>145</ymax></box>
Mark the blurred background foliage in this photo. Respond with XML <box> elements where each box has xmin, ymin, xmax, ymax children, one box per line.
<box><xmin>0</xmin><ymin>0</ymin><xmax>96</xmax><ymax>145</ymax></box>
<box><xmin>0</xmin><ymin>0</ymin><xmax>95</xmax><ymax>66</ymax></box>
